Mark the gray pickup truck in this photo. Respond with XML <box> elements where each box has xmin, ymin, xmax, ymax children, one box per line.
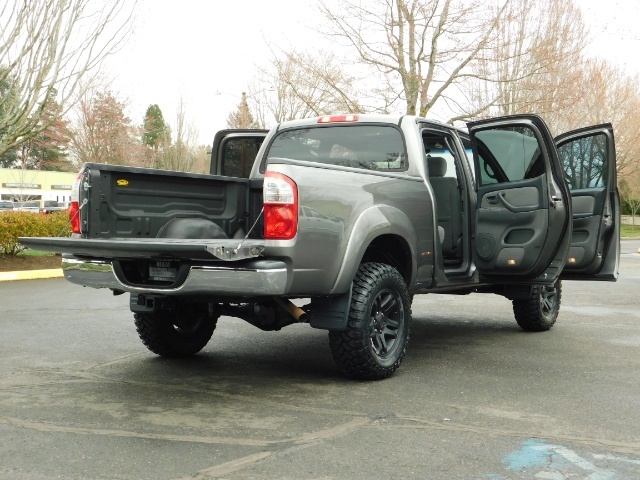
<box><xmin>21</xmin><ymin>114</ymin><xmax>620</xmax><ymax>379</ymax></box>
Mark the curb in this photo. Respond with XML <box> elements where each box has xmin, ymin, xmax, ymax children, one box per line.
<box><xmin>0</xmin><ymin>269</ymin><xmax>64</xmax><ymax>282</ymax></box>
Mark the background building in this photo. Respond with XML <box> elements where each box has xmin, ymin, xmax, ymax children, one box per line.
<box><xmin>0</xmin><ymin>169</ymin><xmax>76</xmax><ymax>204</ymax></box>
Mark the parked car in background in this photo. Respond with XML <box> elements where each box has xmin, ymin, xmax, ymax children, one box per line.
<box><xmin>13</xmin><ymin>199</ymin><xmax>67</xmax><ymax>213</ymax></box>
<box><xmin>16</xmin><ymin>201</ymin><xmax>40</xmax><ymax>212</ymax></box>
<box><xmin>0</xmin><ymin>200</ymin><xmax>15</xmax><ymax>211</ymax></box>
<box><xmin>40</xmin><ymin>200</ymin><xmax>67</xmax><ymax>214</ymax></box>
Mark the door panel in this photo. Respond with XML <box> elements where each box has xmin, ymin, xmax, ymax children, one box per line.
<box><xmin>476</xmin><ymin>177</ymin><xmax>550</xmax><ymax>273</ymax></box>
<box><xmin>468</xmin><ymin>115</ymin><xmax>572</xmax><ymax>284</ymax></box>
<box><xmin>555</xmin><ymin>125</ymin><xmax>619</xmax><ymax>280</ymax></box>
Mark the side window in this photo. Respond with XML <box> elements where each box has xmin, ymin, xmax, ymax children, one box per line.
<box><xmin>557</xmin><ymin>133</ymin><xmax>607</xmax><ymax>190</ymax></box>
<box><xmin>473</xmin><ymin>126</ymin><xmax>544</xmax><ymax>185</ymax></box>
<box><xmin>423</xmin><ymin>133</ymin><xmax>461</xmax><ymax>184</ymax></box>
<box><xmin>221</xmin><ymin>137</ymin><xmax>264</xmax><ymax>178</ymax></box>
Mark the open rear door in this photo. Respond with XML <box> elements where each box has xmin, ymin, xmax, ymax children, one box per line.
<box><xmin>210</xmin><ymin>129</ymin><xmax>268</xmax><ymax>178</ymax></box>
<box><xmin>467</xmin><ymin>114</ymin><xmax>572</xmax><ymax>285</ymax></box>
<box><xmin>555</xmin><ymin>124</ymin><xmax>619</xmax><ymax>280</ymax></box>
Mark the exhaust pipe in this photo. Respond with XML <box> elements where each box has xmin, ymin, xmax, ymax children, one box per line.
<box><xmin>273</xmin><ymin>297</ymin><xmax>308</xmax><ymax>323</ymax></box>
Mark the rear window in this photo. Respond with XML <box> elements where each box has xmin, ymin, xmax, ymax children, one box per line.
<box><xmin>266</xmin><ymin>125</ymin><xmax>406</xmax><ymax>171</ymax></box>
<box><xmin>221</xmin><ymin>137</ymin><xmax>264</xmax><ymax>178</ymax></box>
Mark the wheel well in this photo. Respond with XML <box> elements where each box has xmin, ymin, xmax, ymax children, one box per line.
<box><xmin>361</xmin><ymin>234</ymin><xmax>412</xmax><ymax>285</ymax></box>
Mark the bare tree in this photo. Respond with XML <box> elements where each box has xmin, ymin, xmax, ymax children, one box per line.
<box><xmin>620</xmin><ymin>176</ymin><xmax>640</xmax><ymax>227</ymax></box>
<box><xmin>550</xmin><ymin>60</ymin><xmax>640</xmax><ymax>217</ymax></box>
<box><xmin>568</xmin><ymin>61</ymin><xmax>640</xmax><ymax>178</ymax></box>
<box><xmin>0</xmin><ymin>0</ymin><xmax>135</xmax><ymax>158</ymax></box>
<box><xmin>319</xmin><ymin>0</ymin><xmax>509</xmax><ymax>118</ymax></box>
<box><xmin>189</xmin><ymin>145</ymin><xmax>211</xmax><ymax>175</ymax></box>
<box><xmin>467</xmin><ymin>0</ymin><xmax>587</xmax><ymax>122</ymax></box>
<box><xmin>70</xmin><ymin>89</ymin><xmax>144</xmax><ymax>167</ymax></box>
<box><xmin>464</xmin><ymin>0</ymin><xmax>640</xmax><ymax>183</ymax></box>
<box><xmin>153</xmin><ymin>99</ymin><xmax>204</xmax><ymax>173</ymax></box>
<box><xmin>251</xmin><ymin>48</ymin><xmax>364</xmax><ymax>127</ymax></box>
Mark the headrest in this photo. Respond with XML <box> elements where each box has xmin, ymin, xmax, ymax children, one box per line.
<box><xmin>427</xmin><ymin>156</ymin><xmax>447</xmax><ymax>177</ymax></box>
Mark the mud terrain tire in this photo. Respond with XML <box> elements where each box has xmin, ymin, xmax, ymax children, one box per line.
<box><xmin>134</xmin><ymin>304</ymin><xmax>218</xmax><ymax>357</ymax></box>
<box><xmin>512</xmin><ymin>280</ymin><xmax>562</xmax><ymax>332</ymax></box>
<box><xmin>329</xmin><ymin>263</ymin><xmax>412</xmax><ymax>380</ymax></box>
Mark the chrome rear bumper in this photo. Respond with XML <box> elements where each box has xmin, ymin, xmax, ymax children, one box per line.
<box><xmin>62</xmin><ymin>256</ymin><xmax>289</xmax><ymax>296</ymax></box>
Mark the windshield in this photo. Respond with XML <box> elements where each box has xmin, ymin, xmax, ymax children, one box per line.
<box><xmin>266</xmin><ymin>125</ymin><xmax>406</xmax><ymax>171</ymax></box>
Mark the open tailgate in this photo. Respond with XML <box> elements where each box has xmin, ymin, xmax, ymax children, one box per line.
<box><xmin>18</xmin><ymin>237</ymin><xmax>266</xmax><ymax>261</ymax></box>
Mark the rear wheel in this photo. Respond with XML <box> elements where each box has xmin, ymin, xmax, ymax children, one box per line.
<box><xmin>134</xmin><ymin>303</ymin><xmax>218</xmax><ymax>357</ymax></box>
<box><xmin>329</xmin><ymin>263</ymin><xmax>412</xmax><ymax>380</ymax></box>
<box><xmin>512</xmin><ymin>280</ymin><xmax>562</xmax><ymax>332</ymax></box>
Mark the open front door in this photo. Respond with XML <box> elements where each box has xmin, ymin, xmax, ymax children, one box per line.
<box><xmin>556</xmin><ymin>124</ymin><xmax>619</xmax><ymax>280</ymax></box>
<box><xmin>467</xmin><ymin>115</ymin><xmax>572</xmax><ymax>285</ymax></box>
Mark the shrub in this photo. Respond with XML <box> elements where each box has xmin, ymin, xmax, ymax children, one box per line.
<box><xmin>0</xmin><ymin>211</ymin><xmax>72</xmax><ymax>255</ymax></box>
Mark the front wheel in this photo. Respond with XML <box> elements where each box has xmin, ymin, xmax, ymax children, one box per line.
<box><xmin>512</xmin><ymin>280</ymin><xmax>562</xmax><ymax>332</ymax></box>
<box><xmin>329</xmin><ymin>263</ymin><xmax>412</xmax><ymax>380</ymax></box>
<box><xmin>134</xmin><ymin>303</ymin><xmax>218</xmax><ymax>357</ymax></box>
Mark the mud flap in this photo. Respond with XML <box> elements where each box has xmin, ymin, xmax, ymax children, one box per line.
<box><xmin>309</xmin><ymin>286</ymin><xmax>352</xmax><ymax>331</ymax></box>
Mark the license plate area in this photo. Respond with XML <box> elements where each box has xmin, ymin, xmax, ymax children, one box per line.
<box><xmin>148</xmin><ymin>260</ymin><xmax>179</xmax><ymax>282</ymax></box>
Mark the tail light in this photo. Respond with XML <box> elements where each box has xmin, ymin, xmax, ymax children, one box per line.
<box><xmin>69</xmin><ymin>172</ymin><xmax>83</xmax><ymax>234</ymax></box>
<box><xmin>264</xmin><ymin>171</ymin><xmax>298</xmax><ymax>240</ymax></box>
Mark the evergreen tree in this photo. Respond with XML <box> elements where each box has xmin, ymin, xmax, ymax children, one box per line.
<box><xmin>0</xmin><ymin>148</ymin><xmax>16</xmax><ymax>168</ymax></box>
<box><xmin>142</xmin><ymin>104</ymin><xmax>167</xmax><ymax>150</ymax></box>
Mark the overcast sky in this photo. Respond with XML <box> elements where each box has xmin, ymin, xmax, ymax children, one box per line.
<box><xmin>104</xmin><ymin>0</ymin><xmax>640</xmax><ymax>146</ymax></box>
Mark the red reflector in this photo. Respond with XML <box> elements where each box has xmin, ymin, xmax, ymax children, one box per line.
<box><xmin>264</xmin><ymin>205</ymin><xmax>297</xmax><ymax>239</ymax></box>
<box><xmin>318</xmin><ymin>114</ymin><xmax>359</xmax><ymax>123</ymax></box>
<box><xmin>263</xmin><ymin>172</ymin><xmax>298</xmax><ymax>240</ymax></box>
<box><xmin>69</xmin><ymin>201</ymin><xmax>80</xmax><ymax>234</ymax></box>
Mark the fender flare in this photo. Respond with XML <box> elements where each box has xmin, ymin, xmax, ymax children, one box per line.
<box><xmin>330</xmin><ymin>205</ymin><xmax>417</xmax><ymax>294</ymax></box>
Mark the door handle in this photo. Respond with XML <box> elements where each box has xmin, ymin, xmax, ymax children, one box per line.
<box><xmin>497</xmin><ymin>191</ymin><xmax>538</xmax><ymax>212</ymax></box>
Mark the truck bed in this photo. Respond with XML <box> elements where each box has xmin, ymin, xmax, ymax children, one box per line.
<box><xmin>78</xmin><ymin>163</ymin><xmax>261</xmax><ymax>241</ymax></box>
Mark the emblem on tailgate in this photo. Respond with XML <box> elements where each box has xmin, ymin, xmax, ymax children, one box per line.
<box><xmin>116</xmin><ymin>179</ymin><xmax>129</xmax><ymax>186</ymax></box>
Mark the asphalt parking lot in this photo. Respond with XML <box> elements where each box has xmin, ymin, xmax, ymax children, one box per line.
<box><xmin>1</xmin><ymin>241</ymin><xmax>639</xmax><ymax>479</ymax></box>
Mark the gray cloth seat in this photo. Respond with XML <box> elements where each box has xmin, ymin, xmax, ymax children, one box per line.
<box><xmin>427</xmin><ymin>156</ymin><xmax>463</xmax><ymax>260</ymax></box>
